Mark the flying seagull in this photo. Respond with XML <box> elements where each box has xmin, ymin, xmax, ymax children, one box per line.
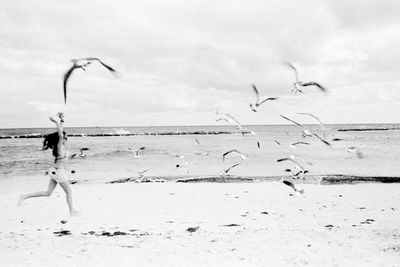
<box><xmin>280</xmin><ymin>114</ymin><xmax>313</xmax><ymax>138</ymax></box>
<box><xmin>284</xmin><ymin>62</ymin><xmax>327</xmax><ymax>94</ymax></box>
<box><xmin>274</xmin><ymin>139</ymin><xmax>313</xmax><ymax>166</ymax></box>
<box><xmin>63</xmin><ymin>58</ymin><xmax>117</xmax><ymax>104</ymax></box>
<box><xmin>297</xmin><ymin>113</ymin><xmax>326</xmax><ymax>130</ymax></box>
<box><xmin>284</xmin><ymin>168</ymin><xmax>309</xmax><ymax>178</ymax></box>
<box><xmin>222</xmin><ymin>149</ymin><xmax>248</xmax><ymax>162</ymax></box>
<box><xmin>138</xmin><ymin>168</ymin><xmax>151</xmax><ymax>178</ymax></box>
<box><xmin>134</xmin><ymin>147</ymin><xmax>146</xmax><ymax>157</ymax></box>
<box><xmin>249</xmin><ymin>84</ymin><xmax>278</xmax><ymax>112</ymax></box>
<box><xmin>215</xmin><ymin>112</ymin><xmax>244</xmax><ymax>133</ymax></box>
<box><xmin>79</xmin><ymin>147</ymin><xmax>90</xmax><ymax>158</ymax></box>
<box><xmin>277</xmin><ymin>158</ymin><xmax>307</xmax><ymax>175</ymax></box>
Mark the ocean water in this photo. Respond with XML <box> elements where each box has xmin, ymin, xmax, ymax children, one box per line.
<box><xmin>1</xmin><ymin>124</ymin><xmax>400</xmax><ymax>193</ymax></box>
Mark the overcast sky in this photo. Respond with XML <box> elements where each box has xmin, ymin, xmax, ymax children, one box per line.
<box><xmin>1</xmin><ymin>0</ymin><xmax>400</xmax><ymax>128</ymax></box>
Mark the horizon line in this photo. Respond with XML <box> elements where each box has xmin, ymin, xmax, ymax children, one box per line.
<box><xmin>1</xmin><ymin>122</ymin><xmax>400</xmax><ymax>130</ymax></box>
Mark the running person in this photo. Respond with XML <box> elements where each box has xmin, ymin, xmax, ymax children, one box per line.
<box><xmin>18</xmin><ymin>112</ymin><xmax>78</xmax><ymax>216</ymax></box>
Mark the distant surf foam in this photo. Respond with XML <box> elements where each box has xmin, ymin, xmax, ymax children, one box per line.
<box><xmin>0</xmin><ymin>130</ymin><xmax>245</xmax><ymax>139</ymax></box>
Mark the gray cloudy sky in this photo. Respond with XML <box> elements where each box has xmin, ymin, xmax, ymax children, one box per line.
<box><xmin>1</xmin><ymin>0</ymin><xmax>400</xmax><ymax>127</ymax></box>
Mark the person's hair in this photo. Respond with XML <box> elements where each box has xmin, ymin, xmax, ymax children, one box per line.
<box><xmin>42</xmin><ymin>131</ymin><xmax>66</xmax><ymax>158</ymax></box>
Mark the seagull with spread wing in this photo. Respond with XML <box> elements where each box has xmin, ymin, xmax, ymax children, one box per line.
<box><xmin>277</xmin><ymin>158</ymin><xmax>307</xmax><ymax>178</ymax></box>
<box><xmin>63</xmin><ymin>57</ymin><xmax>117</xmax><ymax>104</ymax></box>
<box><xmin>249</xmin><ymin>84</ymin><xmax>278</xmax><ymax>112</ymax></box>
<box><xmin>284</xmin><ymin>168</ymin><xmax>309</xmax><ymax>178</ymax></box>
<box><xmin>215</xmin><ymin>112</ymin><xmax>243</xmax><ymax>131</ymax></box>
<box><xmin>274</xmin><ymin>140</ymin><xmax>313</xmax><ymax>166</ymax></box>
<box><xmin>284</xmin><ymin>62</ymin><xmax>327</xmax><ymax>94</ymax></box>
<box><xmin>79</xmin><ymin>147</ymin><xmax>90</xmax><ymax>158</ymax></box>
<box><xmin>134</xmin><ymin>147</ymin><xmax>146</xmax><ymax>157</ymax></box>
<box><xmin>138</xmin><ymin>168</ymin><xmax>152</xmax><ymax>178</ymax></box>
<box><xmin>222</xmin><ymin>149</ymin><xmax>248</xmax><ymax>162</ymax></box>
<box><xmin>280</xmin><ymin>114</ymin><xmax>313</xmax><ymax>138</ymax></box>
<box><xmin>297</xmin><ymin>112</ymin><xmax>328</xmax><ymax>138</ymax></box>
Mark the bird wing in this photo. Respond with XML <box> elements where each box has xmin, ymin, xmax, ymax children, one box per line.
<box><xmin>312</xmin><ymin>133</ymin><xmax>331</xmax><ymax>146</ymax></box>
<box><xmin>224</xmin><ymin>162</ymin><xmax>242</xmax><ymax>173</ymax></box>
<box><xmin>195</xmin><ymin>138</ymin><xmax>201</xmax><ymax>146</ymax></box>
<box><xmin>277</xmin><ymin>158</ymin><xmax>290</xmax><ymax>163</ymax></box>
<box><xmin>251</xmin><ymin>84</ymin><xmax>260</xmax><ymax>104</ymax></box>
<box><xmin>80</xmin><ymin>147</ymin><xmax>90</xmax><ymax>152</ymax></box>
<box><xmin>139</xmin><ymin>168</ymin><xmax>151</xmax><ymax>175</ymax></box>
<box><xmin>215</xmin><ymin>117</ymin><xmax>230</xmax><ymax>124</ymax></box>
<box><xmin>82</xmin><ymin>57</ymin><xmax>100</xmax><ymax>61</ymax></box>
<box><xmin>223</xmin><ymin>149</ymin><xmax>246</xmax><ymax>161</ymax></box>
<box><xmin>63</xmin><ymin>65</ymin><xmax>77</xmax><ymax>104</ymax></box>
<box><xmin>291</xmin><ymin>141</ymin><xmax>310</xmax><ymax>146</ymax></box>
<box><xmin>98</xmin><ymin>60</ymin><xmax>116</xmax><ymax>73</ymax></box>
<box><xmin>301</xmin><ymin>82</ymin><xmax>327</xmax><ymax>92</ymax></box>
<box><xmin>242</xmin><ymin>128</ymin><xmax>261</xmax><ymax>148</ymax></box>
<box><xmin>79</xmin><ymin>58</ymin><xmax>116</xmax><ymax>73</ymax></box>
<box><xmin>258</xmin><ymin>97</ymin><xmax>278</xmax><ymax>105</ymax></box>
<box><xmin>284</xmin><ymin>62</ymin><xmax>299</xmax><ymax>83</ymax></box>
<box><xmin>221</xmin><ymin>113</ymin><xmax>242</xmax><ymax>128</ymax></box>
<box><xmin>280</xmin><ymin>114</ymin><xmax>304</xmax><ymax>128</ymax></box>
<box><xmin>296</xmin><ymin>112</ymin><xmax>325</xmax><ymax>129</ymax></box>
<box><xmin>277</xmin><ymin>158</ymin><xmax>305</xmax><ymax>170</ymax></box>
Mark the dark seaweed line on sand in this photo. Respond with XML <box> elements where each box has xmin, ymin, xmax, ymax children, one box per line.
<box><xmin>337</xmin><ymin>127</ymin><xmax>400</xmax><ymax>132</ymax></box>
<box><xmin>0</xmin><ymin>131</ymin><xmax>245</xmax><ymax>139</ymax></box>
<box><xmin>318</xmin><ymin>175</ymin><xmax>400</xmax><ymax>184</ymax></box>
<box><xmin>105</xmin><ymin>175</ymin><xmax>400</xmax><ymax>185</ymax></box>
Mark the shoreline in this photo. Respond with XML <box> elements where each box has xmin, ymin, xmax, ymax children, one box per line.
<box><xmin>105</xmin><ymin>174</ymin><xmax>400</xmax><ymax>185</ymax></box>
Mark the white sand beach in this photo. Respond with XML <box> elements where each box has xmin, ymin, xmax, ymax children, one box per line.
<box><xmin>1</xmin><ymin>182</ymin><xmax>400</xmax><ymax>266</ymax></box>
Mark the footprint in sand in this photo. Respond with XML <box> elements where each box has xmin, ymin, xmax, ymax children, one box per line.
<box><xmin>221</xmin><ymin>224</ymin><xmax>241</xmax><ymax>227</ymax></box>
<box><xmin>186</xmin><ymin>226</ymin><xmax>199</xmax><ymax>233</ymax></box>
<box><xmin>53</xmin><ymin>230</ymin><xmax>71</xmax><ymax>236</ymax></box>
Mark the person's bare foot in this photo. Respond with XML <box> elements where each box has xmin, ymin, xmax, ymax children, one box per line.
<box><xmin>17</xmin><ymin>195</ymin><xmax>25</xmax><ymax>207</ymax></box>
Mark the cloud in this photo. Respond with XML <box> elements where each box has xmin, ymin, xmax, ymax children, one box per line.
<box><xmin>0</xmin><ymin>0</ymin><xmax>399</xmax><ymax>127</ymax></box>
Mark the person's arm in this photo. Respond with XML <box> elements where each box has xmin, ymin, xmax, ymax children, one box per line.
<box><xmin>49</xmin><ymin>112</ymin><xmax>64</xmax><ymax>139</ymax></box>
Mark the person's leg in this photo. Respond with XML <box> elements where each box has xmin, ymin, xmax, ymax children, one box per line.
<box><xmin>18</xmin><ymin>179</ymin><xmax>57</xmax><ymax>206</ymax></box>
<box><xmin>58</xmin><ymin>182</ymin><xmax>78</xmax><ymax>216</ymax></box>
